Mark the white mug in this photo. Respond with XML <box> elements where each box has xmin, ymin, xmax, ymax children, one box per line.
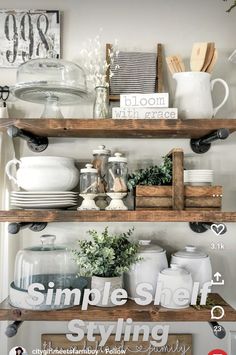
<box><xmin>173</xmin><ymin>72</ymin><xmax>229</xmax><ymax>119</ymax></box>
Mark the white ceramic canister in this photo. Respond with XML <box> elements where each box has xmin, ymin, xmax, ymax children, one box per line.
<box><xmin>124</xmin><ymin>240</ymin><xmax>168</xmax><ymax>299</ymax></box>
<box><xmin>5</xmin><ymin>156</ymin><xmax>79</xmax><ymax>191</ymax></box>
<box><xmin>158</xmin><ymin>264</ymin><xmax>193</xmax><ymax>309</ymax></box>
<box><xmin>171</xmin><ymin>245</ymin><xmax>212</xmax><ymax>289</ymax></box>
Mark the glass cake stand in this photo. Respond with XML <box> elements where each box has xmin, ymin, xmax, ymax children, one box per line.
<box><xmin>13</xmin><ymin>58</ymin><xmax>88</xmax><ymax>118</ymax></box>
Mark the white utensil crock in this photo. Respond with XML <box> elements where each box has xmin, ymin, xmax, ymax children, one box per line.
<box><xmin>171</xmin><ymin>245</ymin><xmax>212</xmax><ymax>290</ymax></box>
<box><xmin>124</xmin><ymin>240</ymin><xmax>168</xmax><ymax>300</ymax></box>
<box><xmin>173</xmin><ymin>72</ymin><xmax>229</xmax><ymax>118</ymax></box>
<box><xmin>5</xmin><ymin>156</ymin><xmax>79</xmax><ymax>191</ymax></box>
<box><xmin>158</xmin><ymin>264</ymin><xmax>193</xmax><ymax>309</ymax></box>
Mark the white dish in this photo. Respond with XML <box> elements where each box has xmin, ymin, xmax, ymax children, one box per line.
<box><xmin>11</xmin><ymin>191</ymin><xmax>78</xmax><ymax>196</ymax></box>
<box><xmin>6</xmin><ymin>157</ymin><xmax>79</xmax><ymax>191</ymax></box>
<box><xmin>11</xmin><ymin>197</ymin><xmax>78</xmax><ymax>202</ymax></box>
<box><xmin>11</xmin><ymin>202</ymin><xmax>77</xmax><ymax>208</ymax></box>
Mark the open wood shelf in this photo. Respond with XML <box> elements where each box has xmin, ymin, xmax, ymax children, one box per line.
<box><xmin>0</xmin><ymin>294</ymin><xmax>235</xmax><ymax>322</ymax></box>
<box><xmin>1</xmin><ymin>118</ymin><xmax>236</xmax><ymax>139</ymax></box>
<box><xmin>1</xmin><ymin>209</ymin><xmax>236</xmax><ymax>223</ymax></box>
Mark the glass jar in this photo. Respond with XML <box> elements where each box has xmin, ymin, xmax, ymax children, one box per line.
<box><xmin>93</xmin><ymin>86</ymin><xmax>109</xmax><ymax>119</ymax></box>
<box><xmin>80</xmin><ymin>163</ymin><xmax>98</xmax><ymax>194</ymax></box>
<box><xmin>108</xmin><ymin>152</ymin><xmax>128</xmax><ymax>193</ymax></box>
<box><xmin>92</xmin><ymin>145</ymin><xmax>111</xmax><ymax>194</ymax></box>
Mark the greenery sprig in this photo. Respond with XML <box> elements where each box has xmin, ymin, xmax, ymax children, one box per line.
<box><xmin>127</xmin><ymin>156</ymin><xmax>172</xmax><ymax>190</ymax></box>
<box><xmin>223</xmin><ymin>0</ymin><xmax>236</xmax><ymax>12</ymax></box>
<box><xmin>73</xmin><ymin>227</ymin><xmax>141</xmax><ymax>278</ymax></box>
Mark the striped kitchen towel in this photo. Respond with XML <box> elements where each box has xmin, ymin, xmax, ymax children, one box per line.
<box><xmin>110</xmin><ymin>51</ymin><xmax>157</xmax><ymax>95</ymax></box>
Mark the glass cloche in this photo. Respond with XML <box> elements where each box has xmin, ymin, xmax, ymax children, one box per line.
<box><xmin>13</xmin><ymin>57</ymin><xmax>88</xmax><ymax>118</ymax></box>
<box><xmin>10</xmin><ymin>235</ymin><xmax>87</xmax><ymax>310</ymax></box>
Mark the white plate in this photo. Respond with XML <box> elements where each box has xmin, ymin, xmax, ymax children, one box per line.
<box><xmin>11</xmin><ymin>202</ymin><xmax>77</xmax><ymax>208</ymax></box>
<box><xmin>11</xmin><ymin>191</ymin><xmax>78</xmax><ymax>196</ymax></box>
<box><xmin>11</xmin><ymin>197</ymin><xmax>78</xmax><ymax>202</ymax></box>
<box><xmin>11</xmin><ymin>200</ymin><xmax>77</xmax><ymax>205</ymax></box>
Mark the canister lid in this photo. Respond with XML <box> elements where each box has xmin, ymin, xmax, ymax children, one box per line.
<box><xmin>138</xmin><ymin>240</ymin><xmax>164</xmax><ymax>253</ymax></box>
<box><xmin>80</xmin><ymin>163</ymin><xmax>98</xmax><ymax>173</ymax></box>
<box><xmin>93</xmin><ymin>145</ymin><xmax>111</xmax><ymax>155</ymax></box>
<box><xmin>108</xmin><ymin>152</ymin><xmax>127</xmax><ymax>163</ymax></box>
<box><xmin>160</xmin><ymin>263</ymin><xmax>190</xmax><ymax>276</ymax></box>
<box><xmin>173</xmin><ymin>245</ymin><xmax>208</xmax><ymax>259</ymax></box>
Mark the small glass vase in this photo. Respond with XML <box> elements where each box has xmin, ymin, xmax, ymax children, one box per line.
<box><xmin>93</xmin><ymin>86</ymin><xmax>109</xmax><ymax>119</ymax></box>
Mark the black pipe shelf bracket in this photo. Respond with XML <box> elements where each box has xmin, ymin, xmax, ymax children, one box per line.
<box><xmin>5</xmin><ymin>321</ymin><xmax>23</xmax><ymax>337</ymax></box>
<box><xmin>8</xmin><ymin>222</ymin><xmax>47</xmax><ymax>235</ymax></box>
<box><xmin>190</xmin><ymin>128</ymin><xmax>230</xmax><ymax>154</ymax></box>
<box><xmin>7</xmin><ymin>125</ymin><xmax>49</xmax><ymax>153</ymax></box>
<box><xmin>189</xmin><ymin>222</ymin><xmax>227</xmax><ymax>235</ymax></box>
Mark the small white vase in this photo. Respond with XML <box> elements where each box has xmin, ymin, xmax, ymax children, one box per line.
<box><xmin>91</xmin><ymin>275</ymin><xmax>123</xmax><ymax>307</ymax></box>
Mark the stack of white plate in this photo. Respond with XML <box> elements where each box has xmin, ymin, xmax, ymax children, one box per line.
<box><xmin>10</xmin><ymin>191</ymin><xmax>78</xmax><ymax>209</ymax></box>
<box><xmin>184</xmin><ymin>170</ymin><xmax>213</xmax><ymax>186</ymax></box>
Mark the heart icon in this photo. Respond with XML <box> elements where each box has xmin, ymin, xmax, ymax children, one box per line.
<box><xmin>211</xmin><ymin>224</ymin><xmax>226</xmax><ymax>236</ymax></box>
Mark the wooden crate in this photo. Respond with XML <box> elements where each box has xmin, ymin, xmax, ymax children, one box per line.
<box><xmin>135</xmin><ymin>148</ymin><xmax>222</xmax><ymax>211</ymax></box>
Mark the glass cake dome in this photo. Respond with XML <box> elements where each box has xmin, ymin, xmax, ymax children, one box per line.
<box><xmin>10</xmin><ymin>235</ymin><xmax>87</xmax><ymax>310</ymax></box>
<box><xmin>13</xmin><ymin>57</ymin><xmax>88</xmax><ymax>118</ymax></box>
<box><xmin>14</xmin><ymin>234</ymin><xmax>78</xmax><ymax>290</ymax></box>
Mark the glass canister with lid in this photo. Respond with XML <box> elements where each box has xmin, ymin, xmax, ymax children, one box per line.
<box><xmin>106</xmin><ymin>152</ymin><xmax>128</xmax><ymax>210</ymax></box>
<box><xmin>78</xmin><ymin>163</ymin><xmax>99</xmax><ymax>210</ymax></box>
<box><xmin>92</xmin><ymin>145</ymin><xmax>111</xmax><ymax>193</ymax></box>
<box><xmin>107</xmin><ymin>152</ymin><xmax>128</xmax><ymax>193</ymax></box>
<box><xmin>10</xmin><ymin>235</ymin><xmax>87</xmax><ymax>310</ymax></box>
<box><xmin>92</xmin><ymin>145</ymin><xmax>111</xmax><ymax>209</ymax></box>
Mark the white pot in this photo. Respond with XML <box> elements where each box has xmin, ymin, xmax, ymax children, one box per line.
<box><xmin>158</xmin><ymin>264</ymin><xmax>193</xmax><ymax>309</ymax></box>
<box><xmin>91</xmin><ymin>275</ymin><xmax>123</xmax><ymax>307</ymax></box>
<box><xmin>171</xmin><ymin>245</ymin><xmax>212</xmax><ymax>289</ymax></box>
<box><xmin>5</xmin><ymin>156</ymin><xmax>79</xmax><ymax>191</ymax></box>
<box><xmin>124</xmin><ymin>240</ymin><xmax>168</xmax><ymax>299</ymax></box>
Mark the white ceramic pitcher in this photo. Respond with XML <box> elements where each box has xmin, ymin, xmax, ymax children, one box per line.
<box><xmin>173</xmin><ymin>72</ymin><xmax>229</xmax><ymax>119</ymax></box>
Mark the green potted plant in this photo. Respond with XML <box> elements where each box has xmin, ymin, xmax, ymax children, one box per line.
<box><xmin>73</xmin><ymin>227</ymin><xmax>140</xmax><ymax>307</ymax></box>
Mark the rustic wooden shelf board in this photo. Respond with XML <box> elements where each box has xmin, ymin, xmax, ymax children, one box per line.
<box><xmin>0</xmin><ymin>294</ymin><xmax>235</xmax><ymax>322</ymax></box>
<box><xmin>1</xmin><ymin>119</ymin><xmax>236</xmax><ymax>139</ymax></box>
<box><xmin>1</xmin><ymin>210</ymin><xmax>236</xmax><ymax>222</ymax></box>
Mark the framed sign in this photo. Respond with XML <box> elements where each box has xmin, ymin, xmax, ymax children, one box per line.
<box><xmin>0</xmin><ymin>9</ymin><xmax>60</xmax><ymax>67</ymax></box>
<box><xmin>42</xmin><ymin>334</ymin><xmax>192</xmax><ymax>355</ymax></box>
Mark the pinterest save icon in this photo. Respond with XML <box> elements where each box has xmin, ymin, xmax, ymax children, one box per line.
<box><xmin>208</xmin><ymin>350</ymin><xmax>227</xmax><ymax>355</ymax></box>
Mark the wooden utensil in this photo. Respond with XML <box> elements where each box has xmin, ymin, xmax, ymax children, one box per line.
<box><xmin>190</xmin><ymin>42</ymin><xmax>208</xmax><ymax>71</ymax></box>
<box><xmin>166</xmin><ymin>55</ymin><xmax>185</xmax><ymax>74</ymax></box>
<box><xmin>166</xmin><ymin>56</ymin><xmax>177</xmax><ymax>74</ymax></box>
<box><xmin>206</xmin><ymin>48</ymin><xmax>218</xmax><ymax>73</ymax></box>
<box><xmin>174</xmin><ymin>55</ymin><xmax>185</xmax><ymax>72</ymax></box>
<box><xmin>201</xmin><ymin>42</ymin><xmax>215</xmax><ymax>72</ymax></box>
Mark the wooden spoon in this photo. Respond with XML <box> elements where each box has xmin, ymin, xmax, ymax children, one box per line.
<box><xmin>206</xmin><ymin>48</ymin><xmax>218</xmax><ymax>73</ymax></box>
<box><xmin>202</xmin><ymin>42</ymin><xmax>215</xmax><ymax>72</ymax></box>
<box><xmin>190</xmin><ymin>42</ymin><xmax>208</xmax><ymax>71</ymax></box>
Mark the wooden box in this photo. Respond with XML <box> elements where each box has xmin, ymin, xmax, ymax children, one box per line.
<box><xmin>134</xmin><ymin>148</ymin><xmax>222</xmax><ymax>211</ymax></box>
